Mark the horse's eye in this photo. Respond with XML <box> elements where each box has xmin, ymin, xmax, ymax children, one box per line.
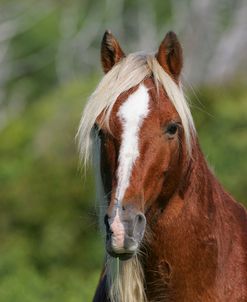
<box><xmin>165</xmin><ymin>122</ymin><xmax>178</xmax><ymax>137</ymax></box>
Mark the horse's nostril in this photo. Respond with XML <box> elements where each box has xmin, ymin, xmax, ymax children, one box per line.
<box><xmin>137</xmin><ymin>214</ymin><xmax>144</xmax><ymax>224</ymax></box>
<box><xmin>104</xmin><ymin>214</ymin><xmax>113</xmax><ymax>241</ymax></box>
<box><xmin>135</xmin><ymin>213</ymin><xmax>146</xmax><ymax>229</ymax></box>
<box><xmin>132</xmin><ymin>212</ymin><xmax>146</xmax><ymax>240</ymax></box>
<box><xmin>104</xmin><ymin>214</ymin><xmax>110</xmax><ymax>230</ymax></box>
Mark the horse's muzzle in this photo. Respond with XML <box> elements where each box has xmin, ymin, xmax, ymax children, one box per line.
<box><xmin>104</xmin><ymin>205</ymin><xmax>146</xmax><ymax>260</ymax></box>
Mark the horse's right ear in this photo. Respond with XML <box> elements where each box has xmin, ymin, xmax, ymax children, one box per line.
<box><xmin>101</xmin><ymin>30</ymin><xmax>125</xmax><ymax>73</ymax></box>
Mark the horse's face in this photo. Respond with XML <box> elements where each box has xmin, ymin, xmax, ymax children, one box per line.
<box><xmin>98</xmin><ymin>31</ymin><xmax>185</xmax><ymax>260</ymax></box>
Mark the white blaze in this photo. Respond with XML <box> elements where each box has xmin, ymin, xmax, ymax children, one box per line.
<box><xmin>110</xmin><ymin>84</ymin><xmax>150</xmax><ymax>249</ymax></box>
<box><xmin>116</xmin><ymin>84</ymin><xmax>150</xmax><ymax>202</ymax></box>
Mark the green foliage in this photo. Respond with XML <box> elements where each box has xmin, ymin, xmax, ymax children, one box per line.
<box><xmin>192</xmin><ymin>85</ymin><xmax>247</xmax><ymax>203</ymax></box>
<box><xmin>4</xmin><ymin>3</ymin><xmax>61</xmax><ymax>105</ymax></box>
<box><xmin>0</xmin><ymin>76</ymin><xmax>104</xmax><ymax>301</ymax></box>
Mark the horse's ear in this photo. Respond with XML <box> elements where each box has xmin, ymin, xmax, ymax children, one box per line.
<box><xmin>101</xmin><ymin>30</ymin><xmax>125</xmax><ymax>73</ymax></box>
<box><xmin>156</xmin><ymin>31</ymin><xmax>183</xmax><ymax>81</ymax></box>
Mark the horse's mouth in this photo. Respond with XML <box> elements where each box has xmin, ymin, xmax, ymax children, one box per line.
<box><xmin>106</xmin><ymin>238</ymin><xmax>138</xmax><ymax>261</ymax></box>
<box><xmin>107</xmin><ymin>249</ymin><xmax>135</xmax><ymax>261</ymax></box>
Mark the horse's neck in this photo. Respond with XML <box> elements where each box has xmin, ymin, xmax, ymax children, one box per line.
<box><xmin>182</xmin><ymin>139</ymin><xmax>221</xmax><ymax>210</ymax></box>
<box><xmin>142</xmin><ymin>142</ymin><xmax>221</xmax><ymax>299</ymax></box>
<box><xmin>143</xmin><ymin>140</ymin><xmax>247</xmax><ymax>301</ymax></box>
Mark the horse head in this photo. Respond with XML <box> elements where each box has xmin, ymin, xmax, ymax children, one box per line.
<box><xmin>78</xmin><ymin>31</ymin><xmax>195</xmax><ymax>260</ymax></box>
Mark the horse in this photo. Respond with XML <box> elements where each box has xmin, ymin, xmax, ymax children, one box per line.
<box><xmin>77</xmin><ymin>30</ymin><xmax>247</xmax><ymax>302</ymax></box>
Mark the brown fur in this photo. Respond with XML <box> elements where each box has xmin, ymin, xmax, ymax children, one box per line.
<box><xmin>91</xmin><ymin>32</ymin><xmax>247</xmax><ymax>301</ymax></box>
<box><xmin>144</xmin><ymin>140</ymin><xmax>247</xmax><ymax>301</ymax></box>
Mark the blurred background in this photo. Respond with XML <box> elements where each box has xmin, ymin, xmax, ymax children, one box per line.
<box><xmin>0</xmin><ymin>0</ymin><xmax>246</xmax><ymax>301</ymax></box>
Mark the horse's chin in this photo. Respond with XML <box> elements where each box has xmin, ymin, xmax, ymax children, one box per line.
<box><xmin>106</xmin><ymin>237</ymin><xmax>139</xmax><ymax>261</ymax></box>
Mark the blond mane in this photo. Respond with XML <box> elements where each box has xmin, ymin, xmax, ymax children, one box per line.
<box><xmin>76</xmin><ymin>52</ymin><xmax>195</xmax><ymax>167</ymax></box>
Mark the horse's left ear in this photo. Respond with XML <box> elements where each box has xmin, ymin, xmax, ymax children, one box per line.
<box><xmin>156</xmin><ymin>31</ymin><xmax>183</xmax><ymax>81</ymax></box>
<box><xmin>101</xmin><ymin>30</ymin><xmax>125</xmax><ymax>73</ymax></box>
